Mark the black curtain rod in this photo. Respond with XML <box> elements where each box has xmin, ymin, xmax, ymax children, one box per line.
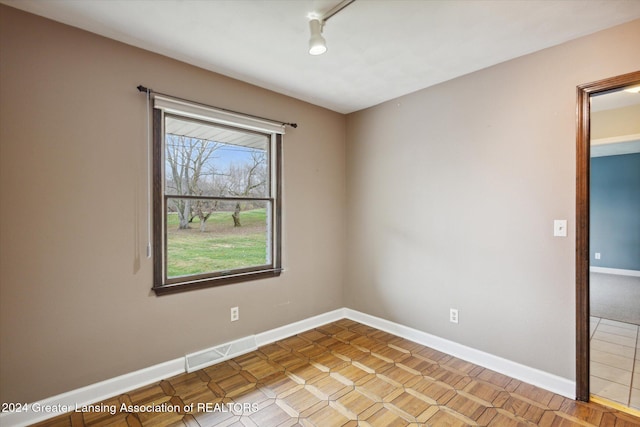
<box><xmin>137</xmin><ymin>85</ymin><xmax>298</xmax><ymax>129</ymax></box>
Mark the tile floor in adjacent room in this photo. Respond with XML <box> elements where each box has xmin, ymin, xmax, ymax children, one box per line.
<box><xmin>590</xmin><ymin>316</ymin><xmax>640</xmax><ymax>410</ymax></box>
<box><xmin>30</xmin><ymin>319</ymin><xmax>640</xmax><ymax>426</ymax></box>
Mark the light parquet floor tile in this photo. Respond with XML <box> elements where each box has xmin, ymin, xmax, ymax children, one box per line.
<box><xmin>31</xmin><ymin>320</ymin><xmax>640</xmax><ymax>426</ymax></box>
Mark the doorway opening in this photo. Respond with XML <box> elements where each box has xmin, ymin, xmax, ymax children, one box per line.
<box><xmin>575</xmin><ymin>70</ymin><xmax>640</xmax><ymax>411</ymax></box>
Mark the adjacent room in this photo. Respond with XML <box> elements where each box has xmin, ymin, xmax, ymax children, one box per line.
<box><xmin>1</xmin><ymin>1</ymin><xmax>639</xmax><ymax>426</ymax></box>
<box><xmin>588</xmin><ymin>92</ymin><xmax>640</xmax><ymax>408</ymax></box>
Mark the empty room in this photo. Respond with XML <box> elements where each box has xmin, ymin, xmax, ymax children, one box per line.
<box><xmin>1</xmin><ymin>1</ymin><xmax>639</xmax><ymax>426</ymax></box>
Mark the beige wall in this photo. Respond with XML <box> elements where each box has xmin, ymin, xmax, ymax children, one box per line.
<box><xmin>0</xmin><ymin>6</ymin><xmax>346</xmax><ymax>403</ymax></box>
<box><xmin>2</xmin><ymin>2</ymin><xmax>640</xmax><ymax>406</ymax></box>
<box><xmin>345</xmin><ymin>20</ymin><xmax>640</xmax><ymax>381</ymax></box>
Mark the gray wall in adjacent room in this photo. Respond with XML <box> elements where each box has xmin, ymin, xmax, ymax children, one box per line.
<box><xmin>591</xmin><ymin>153</ymin><xmax>640</xmax><ymax>271</ymax></box>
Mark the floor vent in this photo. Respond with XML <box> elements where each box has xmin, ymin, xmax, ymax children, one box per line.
<box><xmin>185</xmin><ymin>335</ymin><xmax>257</xmax><ymax>372</ymax></box>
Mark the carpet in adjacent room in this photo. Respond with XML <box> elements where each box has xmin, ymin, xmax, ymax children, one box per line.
<box><xmin>590</xmin><ymin>272</ymin><xmax>640</xmax><ymax>325</ymax></box>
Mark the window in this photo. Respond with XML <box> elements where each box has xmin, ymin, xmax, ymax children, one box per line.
<box><xmin>152</xmin><ymin>95</ymin><xmax>282</xmax><ymax>294</ymax></box>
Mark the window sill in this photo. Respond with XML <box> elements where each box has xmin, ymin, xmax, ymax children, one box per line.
<box><xmin>152</xmin><ymin>268</ymin><xmax>282</xmax><ymax>295</ymax></box>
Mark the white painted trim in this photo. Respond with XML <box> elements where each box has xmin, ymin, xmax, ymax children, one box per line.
<box><xmin>591</xmin><ymin>133</ymin><xmax>640</xmax><ymax>146</ymax></box>
<box><xmin>590</xmin><ymin>266</ymin><xmax>640</xmax><ymax>277</ymax></box>
<box><xmin>185</xmin><ymin>335</ymin><xmax>257</xmax><ymax>373</ymax></box>
<box><xmin>0</xmin><ymin>358</ymin><xmax>184</xmax><ymax>427</ymax></box>
<box><xmin>343</xmin><ymin>308</ymin><xmax>576</xmax><ymax>399</ymax></box>
<box><xmin>255</xmin><ymin>308</ymin><xmax>346</xmax><ymax>346</ymax></box>
<box><xmin>0</xmin><ymin>309</ymin><xmax>346</xmax><ymax>427</ymax></box>
<box><xmin>1</xmin><ymin>306</ymin><xmax>576</xmax><ymax>426</ymax></box>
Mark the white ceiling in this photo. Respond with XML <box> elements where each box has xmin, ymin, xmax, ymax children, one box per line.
<box><xmin>591</xmin><ymin>88</ymin><xmax>640</xmax><ymax>112</ymax></box>
<box><xmin>591</xmin><ymin>87</ymin><xmax>640</xmax><ymax>157</ymax></box>
<box><xmin>3</xmin><ymin>0</ymin><xmax>640</xmax><ymax>114</ymax></box>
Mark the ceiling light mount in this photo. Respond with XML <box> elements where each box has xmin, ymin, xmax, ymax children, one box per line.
<box><xmin>308</xmin><ymin>0</ymin><xmax>356</xmax><ymax>55</ymax></box>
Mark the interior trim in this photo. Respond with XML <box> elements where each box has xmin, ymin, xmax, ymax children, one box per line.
<box><xmin>1</xmin><ymin>307</ymin><xmax>576</xmax><ymax>427</ymax></box>
<box><xmin>590</xmin><ymin>267</ymin><xmax>640</xmax><ymax>277</ymax></box>
<box><xmin>589</xmin><ymin>395</ymin><xmax>640</xmax><ymax>418</ymax></box>
<box><xmin>0</xmin><ymin>358</ymin><xmax>185</xmax><ymax>427</ymax></box>
<box><xmin>575</xmin><ymin>70</ymin><xmax>640</xmax><ymax>402</ymax></box>
<box><xmin>344</xmin><ymin>309</ymin><xmax>575</xmax><ymax>398</ymax></box>
<box><xmin>591</xmin><ymin>132</ymin><xmax>640</xmax><ymax>145</ymax></box>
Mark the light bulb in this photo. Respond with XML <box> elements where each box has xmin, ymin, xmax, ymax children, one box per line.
<box><xmin>308</xmin><ymin>19</ymin><xmax>327</xmax><ymax>55</ymax></box>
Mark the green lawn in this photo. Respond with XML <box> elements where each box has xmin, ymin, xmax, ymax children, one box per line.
<box><xmin>166</xmin><ymin>209</ymin><xmax>268</xmax><ymax>277</ymax></box>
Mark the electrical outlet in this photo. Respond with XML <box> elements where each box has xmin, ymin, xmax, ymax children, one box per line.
<box><xmin>450</xmin><ymin>308</ymin><xmax>459</xmax><ymax>324</ymax></box>
<box><xmin>595</xmin><ymin>252</ymin><xmax>601</xmax><ymax>260</ymax></box>
<box><xmin>230</xmin><ymin>307</ymin><xmax>239</xmax><ymax>322</ymax></box>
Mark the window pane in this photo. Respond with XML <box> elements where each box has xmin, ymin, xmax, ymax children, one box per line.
<box><xmin>166</xmin><ymin>198</ymin><xmax>271</xmax><ymax>278</ymax></box>
<box><xmin>165</xmin><ymin>115</ymin><xmax>269</xmax><ymax>198</ymax></box>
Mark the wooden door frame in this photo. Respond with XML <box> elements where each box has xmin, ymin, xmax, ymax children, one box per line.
<box><xmin>575</xmin><ymin>70</ymin><xmax>640</xmax><ymax>401</ymax></box>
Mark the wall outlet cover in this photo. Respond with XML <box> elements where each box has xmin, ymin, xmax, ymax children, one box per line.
<box><xmin>553</xmin><ymin>220</ymin><xmax>567</xmax><ymax>237</ymax></box>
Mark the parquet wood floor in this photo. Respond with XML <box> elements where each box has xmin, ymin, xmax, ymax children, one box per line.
<box><xmin>32</xmin><ymin>319</ymin><xmax>640</xmax><ymax>426</ymax></box>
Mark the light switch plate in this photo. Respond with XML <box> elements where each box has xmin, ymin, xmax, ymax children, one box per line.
<box><xmin>554</xmin><ymin>220</ymin><xmax>567</xmax><ymax>237</ymax></box>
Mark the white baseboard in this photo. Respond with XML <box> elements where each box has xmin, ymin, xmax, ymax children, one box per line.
<box><xmin>344</xmin><ymin>309</ymin><xmax>575</xmax><ymax>399</ymax></box>
<box><xmin>255</xmin><ymin>308</ymin><xmax>345</xmax><ymax>346</ymax></box>
<box><xmin>0</xmin><ymin>309</ymin><xmax>346</xmax><ymax>427</ymax></box>
<box><xmin>185</xmin><ymin>335</ymin><xmax>257</xmax><ymax>373</ymax></box>
<box><xmin>590</xmin><ymin>266</ymin><xmax>640</xmax><ymax>277</ymax></box>
<box><xmin>1</xmin><ymin>306</ymin><xmax>575</xmax><ymax>426</ymax></box>
<box><xmin>0</xmin><ymin>358</ymin><xmax>185</xmax><ymax>427</ymax></box>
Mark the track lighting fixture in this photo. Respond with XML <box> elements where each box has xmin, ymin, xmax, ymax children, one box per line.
<box><xmin>308</xmin><ymin>19</ymin><xmax>327</xmax><ymax>55</ymax></box>
<box><xmin>307</xmin><ymin>0</ymin><xmax>356</xmax><ymax>56</ymax></box>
